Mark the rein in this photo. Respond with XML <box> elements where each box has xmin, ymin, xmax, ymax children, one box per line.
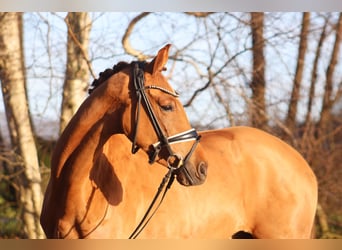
<box><xmin>128</xmin><ymin>61</ymin><xmax>201</xmax><ymax>239</ymax></box>
<box><xmin>128</xmin><ymin>167</ymin><xmax>175</xmax><ymax>239</ymax></box>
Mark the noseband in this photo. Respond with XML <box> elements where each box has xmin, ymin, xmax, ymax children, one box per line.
<box><xmin>131</xmin><ymin>61</ymin><xmax>201</xmax><ymax>169</ymax></box>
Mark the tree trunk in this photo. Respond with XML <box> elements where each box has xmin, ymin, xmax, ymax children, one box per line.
<box><xmin>286</xmin><ymin>12</ymin><xmax>310</xmax><ymax>134</ymax></box>
<box><xmin>60</xmin><ymin>12</ymin><xmax>92</xmax><ymax>133</ymax></box>
<box><xmin>0</xmin><ymin>12</ymin><xmax>44</xmax><ymax>239</ymax></box>
<box><xmin>318</xmin><ymin>13</ymin><xmax>342</xmax><ymax>137</ymax></box>
<box><xmin>305</xmin><ymin>15</ymin><xmax>328</xmax><ymax>125</ymax></box>
<box><xmin>250</xmin><ymin>12</ymin><xmax>267</xmax><ymax>129</ymax></box>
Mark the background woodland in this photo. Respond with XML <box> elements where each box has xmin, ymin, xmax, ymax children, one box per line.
<box><xmin>0</xmin><ymin>12</ymin><xmax>341</xmax><ymax>238</ymax></box>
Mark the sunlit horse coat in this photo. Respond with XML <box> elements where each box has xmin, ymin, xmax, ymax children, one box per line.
<box><xmin>40</xmin><ymin>45</ymin><xmax>317</xmax><ymax>239</ymax></box>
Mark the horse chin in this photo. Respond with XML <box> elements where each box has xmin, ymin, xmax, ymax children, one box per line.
<box><xmin>175</xmin><ymin>162</ymin><xmax>207</xmax><ymax>186</ymax></box>
<box><xmin>176</xmin><ymin>174</ymin><xmax>195</xmax><ymax>186</ymax></box>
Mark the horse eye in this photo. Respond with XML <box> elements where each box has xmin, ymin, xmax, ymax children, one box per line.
<box><xmin>160</xmin><ymin>104</ymin><xmax>174</xmax><ymax>112</ymax></box>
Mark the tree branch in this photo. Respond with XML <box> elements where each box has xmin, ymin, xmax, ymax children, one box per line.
<box><xmin>122</xmin><ymin>12</ymin><xmax>151</xmax><ymax>60</ymax></box>
<box><xmin>183</xmin><ymin>48</ymin><xmax>248</xmax><ymax>107</ymax></box>
<box><xmin>184</xmin><ymin>12</ymin><xmax>214</xmax><ymax>18</ymax></box>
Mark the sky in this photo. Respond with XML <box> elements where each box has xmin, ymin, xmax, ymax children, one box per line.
<box><xmin>1</xmin><ymin>12</ymin><xmax>342</xmax><ymax>140</ymax></box>
<box><xmin>19</xmin><ymin>12</ymin><xmax>252</xmax><ymax>129</ymax></box>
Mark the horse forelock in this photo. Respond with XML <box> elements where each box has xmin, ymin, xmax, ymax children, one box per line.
<box><xmin>88</xmin><ymin>61</ymin><xmax>131</xmax><ymax>95</ymax></box>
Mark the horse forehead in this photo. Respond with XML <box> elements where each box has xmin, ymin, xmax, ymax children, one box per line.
<box><xmin>145</xmin><ymin>73</ymin><xmax>177</xmax><ymax>97</ymax></box>
<box><xmin>144</xmin><ymin>71</ymin><xmax>170</xmax><ymax>86</ymax></box>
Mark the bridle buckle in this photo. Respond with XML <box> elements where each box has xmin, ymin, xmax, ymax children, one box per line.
<box><xmin>167</xmin><ymin>154</ymin><xmax>183</xmax><ymax>170</ymax></box>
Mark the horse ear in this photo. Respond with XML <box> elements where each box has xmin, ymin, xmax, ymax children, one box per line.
<box><xmin>148</xmin><ymin>44</ymin><xmax>171</xmax><ymax>75</ymax></box>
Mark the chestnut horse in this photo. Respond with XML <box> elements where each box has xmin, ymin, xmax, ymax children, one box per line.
<box><xmin>40</xmin><ymin>45</ymin><xmax>317</xmax><ymax>239</ymax></box>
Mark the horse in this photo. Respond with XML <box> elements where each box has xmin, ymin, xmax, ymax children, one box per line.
<box><xmin>40</xmin><ymin>45</ymin><xmax>318</xmax><ymax>239</ymax></box>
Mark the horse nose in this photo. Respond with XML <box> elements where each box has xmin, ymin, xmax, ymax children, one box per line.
<box><xmin>197</xmin><ymin>161</ymin><xmax>207</xmax><ymax>180</ymax></box>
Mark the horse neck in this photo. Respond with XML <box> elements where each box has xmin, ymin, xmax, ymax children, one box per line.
<box><xmin>52</xmin><ymin>73</ymin><xmax>127</xmax><ymax>178</ymax></box>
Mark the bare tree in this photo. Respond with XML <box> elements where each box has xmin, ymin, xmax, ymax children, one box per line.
<box><xmin>286</xmin><ymin>12</ymin><xmax>310</xmax><ymax>134</ymax></box>
<box><xmin>305</xmin><ymin>14</ymin><xmax>328</xmax><ymax>126</ymax></box>
<box><xmin>318</xmin><ymin>13</ymin><xmax>342</xmax><ymax>138</ymax></box>
<box><xmin>0</xmin><ymin>12</ymin><xmax>44</xmax><ymax>239</ymax></box>
<box><xmin>250</xmin><ymin>12</ymin><xmax>267</xmax><ymax>129</ymax></box>
<box><xmin>60</xmin><ymin>12</ymin><xmax>92</xmax><ymax>133</ymax></box>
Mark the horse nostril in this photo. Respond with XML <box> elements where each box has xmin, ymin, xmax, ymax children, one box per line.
<box><xmin>198</xmin><ymin>162</ymin><xmax>207</xmax><ymax>177</ymax></box>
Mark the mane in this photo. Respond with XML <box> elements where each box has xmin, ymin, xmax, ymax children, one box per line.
<box><xmin>88</xmin><ymin>61</ymin><xmax>130</xmax><ymax>94</ymax></box>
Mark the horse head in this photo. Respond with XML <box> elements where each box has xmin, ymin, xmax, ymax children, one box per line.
<box><xmin>90</xmin><ymin>44</ymin><xmax>208</xmax><ymax>186</ymax></box>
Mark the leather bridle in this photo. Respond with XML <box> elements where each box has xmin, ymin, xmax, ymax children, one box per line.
<box><xmin>128</xmin><ymin>61</ymin><xmax>202</xmax><ymax>239</ymax></box>
<box><xmin>131</xmin><ymin>61</ymin><xmax>201</xmax><ymax>170</ymax></box>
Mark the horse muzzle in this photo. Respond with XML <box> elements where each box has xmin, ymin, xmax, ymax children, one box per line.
<box><xmin>175</xmin><ymin>160</ymin><xmax>208</xmax><ymax>186</ymax></box>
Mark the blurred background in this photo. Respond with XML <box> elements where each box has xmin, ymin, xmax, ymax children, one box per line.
<box><xmin>0</xmin><ymin>12</ymin><xmax>341</xmax><ymax>238</ymax></box>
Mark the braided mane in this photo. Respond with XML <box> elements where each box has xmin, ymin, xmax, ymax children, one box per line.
<box><xmin>88</xmin><ymin>61</ymin><xmax>130</xmax><ymax>94</ymax></box>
